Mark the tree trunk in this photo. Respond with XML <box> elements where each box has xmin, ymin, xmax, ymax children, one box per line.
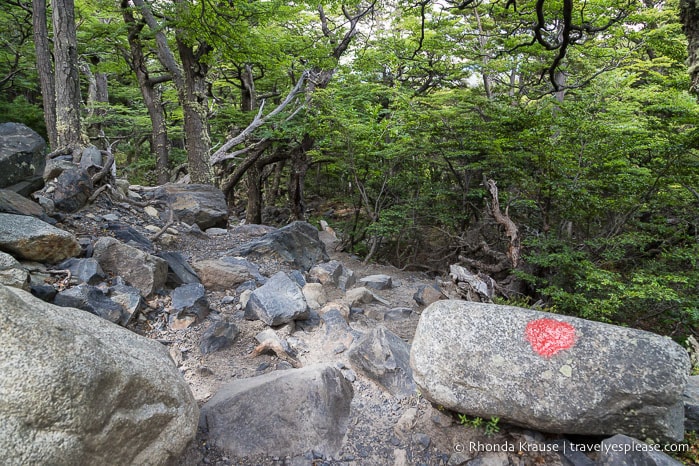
<box><xmin>121</xmin><ymin>1</ymin><xmax>170</xmax><ymax>184</ymax></box>
<box><xmin>176</xmin><ymin>35</ymin><xmax>212</xmax><ymax>184</ymax></box>
<box><xmin>52</xmin><ymin>0</ymin><xmax>82</xmax><ymax>150</ymax></box>
<box><xmin>32</xmin><ymin>0</ymin><xmax>57</xmax><ymax>149</ymax></box>
<box><xmin>681</xmin><ymin>0</ymin><xmax>699</xmax><ymax>98</ymax></box>
<box><xmin>246</xmin><ymin>161</ymin><xmax>263</xmax><ymax>224</ymax></box>
<box><xmin>240</xmin><ymin>64</ymin><xmax>257</xmax><ymax>112</ymax></box>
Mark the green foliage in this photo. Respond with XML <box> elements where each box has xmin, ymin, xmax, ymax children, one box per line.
<box><xmin>457</xmin><ymin>413</ymin><xmax>500</xmax><ymax>436</ymax></box>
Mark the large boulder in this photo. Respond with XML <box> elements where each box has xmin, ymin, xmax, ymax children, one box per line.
<box><xmin>92</xmin><ymin>236</ymin><xmax>168</xmax><ymax>297</ymax></box>
<box><xmin>410</xmin><ymin>301</ymin><xmax>690</xmax><ymax>442</ymax></box>
<box><xmin>0</xmin><ymin>284</ymin><xmax>198</xmax><ymax>465</ymax></box>
<box><xmin>0</xmin><ymin>213</ymin><xmax>81</xmax><ymax>263</ymax></box>
<box><xmin>230</xmin><ymin>221</ymin><xmax>329</xmax><ymax>271</ymax></box>
<box><xmin>199</xmin><ymin>364</ymin><xmax>353</xmax><ymax>458</ymax></box>
<box><xmin>0</xmin><ymin>122</ymin><xmax>45</xmax><ymax>190</ymax></box>
<box><xmin>154</xmin><ymin>183</ymin><xmax>228</xmax><ymax>229</ymax></box>
<box><xmin>244</xmin><ymin>271</ymin><xmax>309</xmax><ymax>326</ymax></box>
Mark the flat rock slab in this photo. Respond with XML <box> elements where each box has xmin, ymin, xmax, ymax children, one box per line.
<box><xmin>193</xmin><ymin>257</ymin><xmax>261</xmax><ymax>291</ymax></box>
<box><xmin>0</xmin><ymin>188</ymin><xmax>49</xmax><ymax>222</ymax></box>
<box><xmin>199</xmin><ymin>364</ymin><xmax>353</xmax><ymax>458</ymax></box>
<box><xmin>230</xmin><ymin>221</ymin><xmax>329</xmax><ymax>271</ymax></box>
<box><xmin>0</xmin><ymin>284</ymin><xmax>198</xmax><ymax>465</ymax></box>
<box><xmin>0</xmin><ymin>122</ymin><xmax>45</xmax><ymax>189</ymax></box>
<box><xmin>410</xmin><ymin>300</ymin><xmax>690</xmax><ymax>442</ymax></box>
<box><xmin>359</xmin><ymin>274</ymin><xmax>393</xmax><ymax>290</ymax></box>
<box><xmin>0</xmin><ymin>213</ymin><xmax>81</xmax><ymax>263</ymax></box>
<box><xmin>154</xmin><ymin>183</ymin><xmax>228</xmax><ymax>229</ymax></box>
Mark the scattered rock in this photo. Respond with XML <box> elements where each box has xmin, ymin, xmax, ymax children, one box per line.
<box><xmin>548</xmin><ymin>439</ymin><xmax>594</xmax><ymax>466</ymax></box>
<box><xmin>245</xmin><ymin>271</ymin><xmax>309</xmax><ymax>326</ymax></box>
<box><xmin>200</xmin><ymin>320</ymin><xmax>240</xmax><ymax>354</ymax></box>
<box><xmin>156</xmin><ymin>251</ymin><xmax>200</xmax><ymax>287</ymax></box>
<box><xmin>302</xmin><ymin>282</ymin><xmax>327</xmax><ymax>309</ymax></box>
<box><xmin>92</xmin><ymin>236</ymin><xmax>168</xmax><ymax>297</ymax></box>
<box><xmin>154</xmin><ymin>183</ymin><xmax>228</xmax><ymax>229</ymax></box>
<box><xmin>0</xmin><ymin>188</ymin><xmax>50</xmax><ymax>222</ymax></box>
<box><xmin>78</xmin><ymin>145</ymin><xmax>102</xmax><ymax>170</ymax></box>
<box><xmin>0</xmin><ymin>122</ymin><xmax>45</xmax><ymax>190</ymax></box>
<box><xmin>30</xmin><ymin>282</ymin><xmax>57</xmax><ymax>302</ymax></box>
<box><xmin>0</xmin><ymin>251</ymin><xmax>29</xmax><ymax>290</ymax></box>
<box><xmin>230</xmin><ymin>221</ymin><xmax>329</xmax><ymax>271</ymax></box>
<box><xmin>345</xmin><ymin>286</ymin><xmax>390</xmax><ymax>307</ymax></box>
<box><xmin>50</xmin><ymin>167</ymin><xmax>93</xmax><ymax>213</ymax></box>
<box><xmin>108</xmin><ymin>282</ymin><xmax>144</xmax><ymax>324</ymax></box>
<box><xmin>0</xmin><ymin>284</ymin><xmax>198</xmax><ymax>465</ymax></box>
<box><xmin>309</xmin><ymin>260</ymin><xmax>355</xmax><ymax>290</ymax></box>
<box><xmin>54</xmin><ymin>283</ymin><xmax>126</xmax><ymax>324</ymax></box>
<box><xmin>171</xmin><ymin>283</ymin><xmax>210</xmax><ymax>324</ymax></box>
<box><xmin>684</xmin><ymin>375</ymin><xmax>699</xmax><ymax>432</ymax></box>
<box><xmin>349</xmin><ymin>326</ymin><xmax>415</xmax><ymax>397</ymax></box>
<box><xmin>413</xmin><ymin>284</ymin><xmax>446</xmax><ymax>306</ymax></box>
<box><xmin>597</xmin><ymin>434</ymin><xmax>683</xmax><ymax>466</ymax></box>
<box><xmin>0</xmin><ymin>213</ymin><xmax>81</xmax><ymax>263</ymax></box>
<box><xmin>43</xmin><ymin>158</ymin><xmax>76</xmax><ymax>181</ymax></box>
<box><xmin>106</xmin><ymin>222</ymin><xmax>155</xmax><ymax>252</ymax></box>
<box><xmin>56</xmin><ymin>257</ymin><xmax>105</xmax><ymax>285</ymax></box>
<box><xmin>199</xmin><ymin>364</ymin><xmax>353</xmax><ymax>458</ymax></box>
<box><xmin>193</xmin><ymin>257</ymin><xmax>260</xmax><ymax>292</ymax></box>
<box><xmin>359</xmin><ymin>274</ymin><xmax>393</xmax><ymax>290</ymax></box>
<box><xmin>384</xmin><ymin>307</ymin><xmax>413</xmax><ymax>321</ymax></box>
<box><xmin>410</xmin><ymin>300</ymin><xmax>690</xmax><ymax>442</ymax></box>
<box><xmin>206</xmin><ymin>227</ymin><xmax>228</xmax><ymax>236</ymax></box>
<box><xmin>321</xmin><ymin>308</ymin><xmax>355</xmax><ymax>353</ymax></box>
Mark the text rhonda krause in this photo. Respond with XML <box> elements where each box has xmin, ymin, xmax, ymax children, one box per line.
<box><xmin>458</xmin><ymin>441</ymin><xmax>689</xmax><ymax>454</ymax></box>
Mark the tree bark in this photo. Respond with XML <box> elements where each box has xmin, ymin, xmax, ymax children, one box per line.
<box><xmin>121</xmin><ymin>1</ymin><xmax>170</xmax><ymax>184</ymax></box>
<box><xmin>32</xmin><ymin>0</ymin><xmax>57</xmax><ymax>149</ymax></box>
<box><xmin>52</xmin><ymin>0</ymin><xmax>82</xmax><ymax>150</ymax></box>
<box><xmin>681</xmin><ymin>0</ymin><xmax>699</xmax><ymax>98</ymax></box>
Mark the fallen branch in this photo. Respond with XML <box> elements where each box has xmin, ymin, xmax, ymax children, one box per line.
<box><xmin>248</xmin><ymin>339</ymin><xmax>301</xmax><ymax>368</ymax></box>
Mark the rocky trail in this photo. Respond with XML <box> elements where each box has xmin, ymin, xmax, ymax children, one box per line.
<box><xmin>0</xmin><ymin>124</ymin><xmax>696</xmax><ymax>465</ymax></box>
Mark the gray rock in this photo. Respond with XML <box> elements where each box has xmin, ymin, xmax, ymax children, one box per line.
<box><xmin>108</xmin><ymin>283</ymin><xmax>144</xmax><ymax>325</ymax></box>
<box><xmin>349</xmin><ymin>326</ymin><xmax>415</xmax><ymax>397</ymax></box>
<box><xmin>171</xmin><ymin>283</ymin><xmax>210</xmax><ymax>322</ymax></box>
<box><xmin>106</xmin><ymin>222</ymin><xmax>154</xmax><ymax>253</ymax></box>
<box><xmin>465</xmin><ymin>452</ymin><xmax>509</xmax><ymax>466</ymax></box>
<box><xmin>684</xmin><ymin>375</ymin><xmax>699</xmax><ymax>432</ymax></box>
<box><xmin>50</xmin><ymin>167</ymin><xmax>93</xmax><ymax>213</ymax></box>
<box><xmin>43</xmin><ymin>158</ymin><xmax>76</xmax><ymax>181</ymax></box>
<box><xmin>410</xmin><ymin>301</ymin><xmax>690</xmax><ymax>442</ymax></box>
<box><xmin>154</xmin><ymin>183</ymin><xmax>228</xmax><ymax>229</ymax></box>
<box><xmin>0</xmin><ymin>213</ymin><xmax>81</xmax><ymax>263</ymax></box>
<box><xmin>413</xmin><ymin>284</ymin><xmax>445</xmax><ymax>306</ymax></box>
<box><xmin>200</xmin><ymin>320</ymin><xmax>239</xmax><ymax>354</ymax></box>
<box><xmin>54</xmin><ymin>284</ymin><xmax>126</xmax><ymax>324</ymax></box>
<box><xmin>359</xmin><ymin>274</ymin><xmax>393</xmax><ymax>290</ymax></box>
<box><xmin>92</xmin><ymin>236</ymin><xmax>168</xmax><ymax>297</ymax></box>
<box><xmin>596</xmin><ymin>434</ymin><xmax>683</xmax><ymax>465</ymax></box>
<box><xmin>0</xmin><ymin>188</ymin><xmax>51</xmax><ymax>223</ymax></box>
<box><xmin>0</xmin><ymin>284</ymin><xmax>198</xmax><ymax>465</ymax></box>
<box><xmin>245</xmin><ymin>271</ymin><xmax>309</xmax><ymax>326</ymax></box>
<box><xmin>199</xmin><ymin>364</ymin><xmax>353</xmax><ymax>458</ymax></box>
<box><xmin>157</xmin><ymin>251</ymin><xmax>200</xmax><ymax>287</ymax></box>
<box><xmin>302</xmin><ymin>282</ymin><xmax>327</xmax><ymax>309</ymax></box>
<box><xmin>345</xmin><ymin>286</ymin><xmax>389</xmax><ymax>307</ymax></box>
<box><xmin>57</xmin><ymin>258</ymin><xmax>105</xmax><ymax>285</ymax></box>
<box><xmin>309</xmin><ymin>260</ymin><xmax>355</xmax><ymax>290</ymax></box>
<box><xmin>0</xmin><ymin>251</ymin><xmax>29</xmax><ymax>290</ymax></box>
<box><xmin>384</xmin><ymin>307</ymin><xmax>413</xmax><ymax>321</ymax></box>
<box><xmin>321</xmin><ymin>308</ymin><xmax>354</xmax><ymax>352</ymax></box>
<box><xmin>30</xmin><ymin>283</ymin><xmax>57</xmax><ymax>302</ymax></box>
<box><xmin>230</xmin><ymin>221</ymin><xmax>329</xmax><ymax>271</ymax></box>
<box><xmin>79</xmin><ymin>145</ymin><xmax>102</xmax><ymax>170</ymax></box>
<box><xmin>0</xmin><ymin>122</ymin><xmax>45</xmax><ymax>189</ymax></box>
<box><xmin>230</xmin><ymin>223</ymin><xmax>276</xmax><ymax>237</ymax></box>
<box><xmin>205</xmin><ymin>227</ymin><xmax>228</xmax><ymax>236</ymax></box>
<box><xmin>193</xmin><ymin>257</ymin><xmax>260</xmax><ymax>292</ymax></box>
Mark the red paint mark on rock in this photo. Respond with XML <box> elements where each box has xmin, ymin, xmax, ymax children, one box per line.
<box><xmin>525</xmin><ymin>318</ymin><xmax>576</xmax><ymax>358</ymax></box>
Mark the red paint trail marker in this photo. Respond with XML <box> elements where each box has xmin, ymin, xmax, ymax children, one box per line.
<box><xmin>525</xmin><ymin>318</ymin><xmax>576</xmax><ymax>358</ymax></box>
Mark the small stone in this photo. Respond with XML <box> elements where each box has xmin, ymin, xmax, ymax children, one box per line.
<box><xmin>359</xmin><ymin>274</ymin><xmax>393</xmax><ymax>290</ymax></box>
<box><xmin>144</xmin><ymin>206</ymin><xmax>159</xmax><ymax>218</ymax></box>
<box><xmin>200</xmin><ymin>320</ymin><xmax>239</xmax><ymax>354</ymax></box>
